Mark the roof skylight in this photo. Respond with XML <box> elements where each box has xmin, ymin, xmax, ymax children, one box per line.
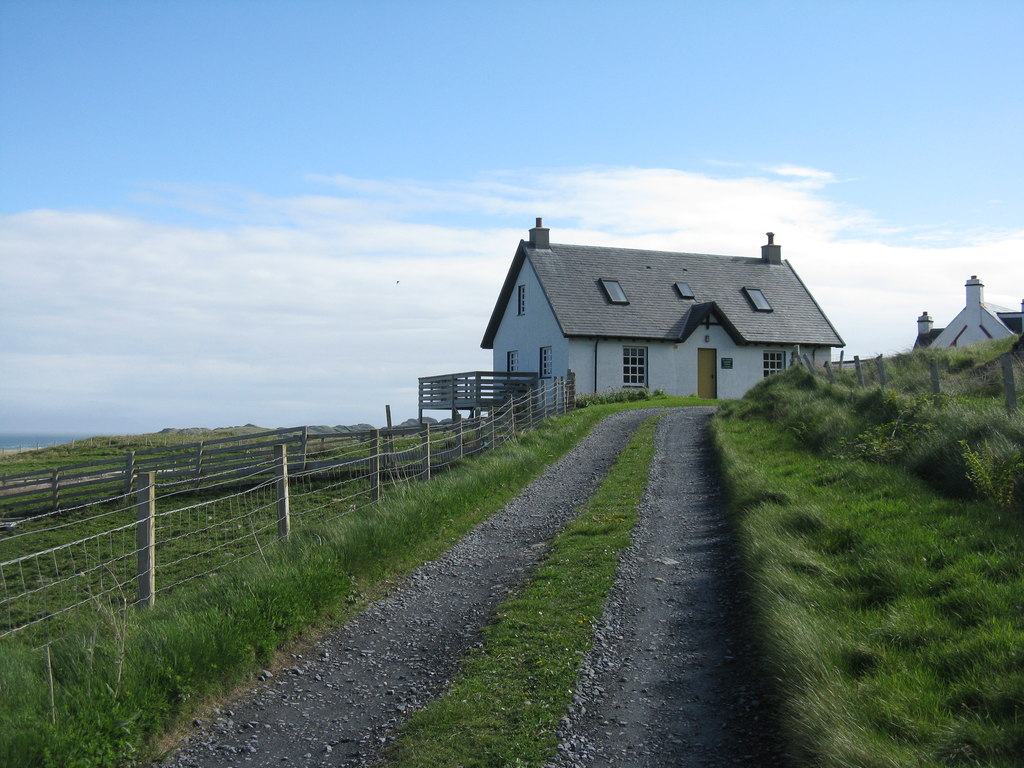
<box><xmin>743</xmin><ymin>287</ymin><xmax>773</xmax><ymax>312</ymax></box>
<box><xmin>600</xmin><ymin>279</ymin><xmax>629</xmax><ymax>304</ymax></box>
<box><xmin>675</xmin><ymin>282</ymin><xmax>695</xmax><ymax>299</ymax></box>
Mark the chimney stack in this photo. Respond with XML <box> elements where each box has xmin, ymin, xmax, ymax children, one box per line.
<box><xmin>965</xmin><ymin>275</ymin><xmax>984</xmax><ymax>307</ymax></box>
<box><xmin>761</xmin><ymin>232</ymin><xmax>782</xmax><ymax>264</ymax></box>
<box><xmin>917</xmin><ymin>311</ymin><xmax>934</xmax><ymax>336</ymax></box>
<box><xmin>529</xmin><ymin>217</ymin><xmax>550</xmax><ymax>249</ymax></box>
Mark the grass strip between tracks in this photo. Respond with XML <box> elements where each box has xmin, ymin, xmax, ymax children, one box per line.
<box><xmin>380</xmin><ymin>415</ymin><xmax>661</xmax><ymax>768</ymax></box>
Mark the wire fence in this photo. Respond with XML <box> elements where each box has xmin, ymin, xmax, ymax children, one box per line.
<box><xmin>0</xmin><ymin>378</ymin><xmax>574</xmax><ymax>643</ymax></box>
<box><xmin>808</xmin><ymin>348</ymin><xmax>1023</xmax><ymax>412</ymax></box>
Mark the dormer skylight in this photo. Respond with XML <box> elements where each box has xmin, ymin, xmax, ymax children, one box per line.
<box><xmin>743</xmin><ymin>287</ymin><xmax>773</xmax><ymax>312</ymax></box>
<box><xmin>674</xmin><ymin>282</ymin><xmax>695</xmax><ymax>299</ymax></box>
<box><xmin>600</xmin><ymin>279</ymin><xmax>629</xmax><ymax>304</ymax></box>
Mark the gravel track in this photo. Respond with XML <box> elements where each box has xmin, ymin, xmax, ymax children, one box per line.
<box><xmin>156</xmin><ymin>409</ymin><xmax>653</xmax><ymax>768</ymax></box>
<box><xmin>548</xmin><ymin>408</ymin><xmax>789</xmax><ymax>767</ymax></box>
<box><xmin>157</xmin><ymin>407</ymin><xmax>787</xmax><ymax>767</ymax></box>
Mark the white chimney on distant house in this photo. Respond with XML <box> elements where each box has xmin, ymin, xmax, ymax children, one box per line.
<box><xmin>917</xmin><ymin>311</ymin><xmax>933</xmax><ymax>336</ymax></box>
<box><xmin>966</xmin><ymin>275</ymin><xmax>984</xmax><ymax>307</ymax></box>
<box><xmin>529</xmin><ymin>217</ymin><xmax>550</xmax><ymax>249</ymax></box>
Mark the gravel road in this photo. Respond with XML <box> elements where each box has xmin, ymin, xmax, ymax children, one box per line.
<box><xmin>156</xmin><ymin>407</ymin><xmax>787</xmax><ymax>768</ymax></box>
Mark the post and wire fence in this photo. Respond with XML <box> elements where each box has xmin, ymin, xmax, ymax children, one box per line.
<box><xmin>793</xmin><ymin>346</ymin><xmax>1023</xmax><ymax>415</ymax></box>
<box><xmin>0</xmin><ymin>376</ymin><xmax>576</xmax><ymax>643</ymax></box>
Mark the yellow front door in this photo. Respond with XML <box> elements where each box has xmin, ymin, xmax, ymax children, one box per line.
<box><xmin>697</xmin><ymin>348</ymin><xmax>717</xmax><ymax>399</ymax></box>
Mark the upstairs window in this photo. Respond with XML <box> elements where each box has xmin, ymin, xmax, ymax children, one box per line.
<box><xmin>744</xmin><ymin>287</ymin><xmax>773</xmax><ymax>312</ymax></box>
<box><xmin>674</xmin><ymin>282</ymin><xmax>695</xmax><ymax>299</ymax></box>
<box><xmin>600</xmin><ymin>279</ymin><xmax>629</xmax><ymax>304</ymax></box>
<box><xmin>517</xmin><ymin>285</ymin><xmax>526</xmax><ymax>315</ymax></box>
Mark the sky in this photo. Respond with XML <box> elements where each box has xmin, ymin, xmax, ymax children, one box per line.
<box><xmin>1</xmin><ymin>0</ymin><xmax>1022</xmax><ymax>435</ymax></box>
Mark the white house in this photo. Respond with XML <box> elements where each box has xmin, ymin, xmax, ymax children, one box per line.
<box><xmin>481</xmin><ymin>220</ymin><xmax>844</xmax><ymax>400</ymax></box>
<box><xmin>914</xmin><ymin>276</ymin><xmax>1024</xmax><ymax>349</ymax></box>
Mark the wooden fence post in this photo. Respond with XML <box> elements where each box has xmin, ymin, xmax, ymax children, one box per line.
<box><xmin>50</xmin><ymin>470</ymin><xmax>60</xmax><ymax>511</ymax></box>
<box><xmin>854</xmin><ymin>356</ymin><xmax>864</xmax><ymax>387</ymax></box>
<box><xmin>824</xmin><ymin>361</ymin><xmax>835</xmax><ymax>384</ymax></box>
<box><xmin>135</xmin><ymin>472</ymin><xmax>156</xmax><ymax>609</ymax></box>
<box><xmin>489</xmin><ymin>408</ymin><xmax>496</xmax><ymax>449</ymax></box>
<box><xmin>370</xmin><ymin>429</ymin><xmax>381</xmax><ymax>501</ymax></box>
<box><xmin>568</xmin><ymin>370</ymin><xmax>576</xmax><ymax>410</ymax></box>
<box><xmin>275</xmin><ymin>445</ymin><xmax>290</xmax><ymax>540</ymax></box>
<box><xmin>421</xmin><ymin>424</ymin><xmax>432</xmax><ymax>481</ymax></box>
<box><xmin>124</xmin><ymin>451</ymin><xmax>136</xmax><ymax>496</ymax></box>
<box><xmin>1002</xmin><ymin>354</ymin><xmax>1018</xmax><ymax>414</ymax></box>
<box><xmin>194</xmin><ymin>441</ymin><xmax>205</xmax><ymax>488</ymax></box>
<box><xmin>300</xmin><ymin>426</ymin><xmax>309</xmax><ymax>472</ymax></box>
<box><xmin>457</xmin><ymin>418</ymin><xmax>464</xmax><ymax>460</ymax></box>
<box><xmin>930</xmin><ymin>359</ymin><xmax>942</xmax><ymax>405</ymax></box>
<box><xmin>802</xmin><ymin>353</ymin><xmax>815</xmax><ymax>372</ymax></box>
<box><xmin>875</xmin><ymin>354</ymin><xmax>888</xmax><ymax>389</ymax></box>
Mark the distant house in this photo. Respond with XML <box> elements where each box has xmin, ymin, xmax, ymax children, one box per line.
<box><xmin>481</xmin><ymin>220</ymin><xmax>844</xmax><ymax>399</ymax></box>
<box><xmin>914</xmin><ymin>276</ymin><xmax>1024</xmax><ymax>349</ymax></box>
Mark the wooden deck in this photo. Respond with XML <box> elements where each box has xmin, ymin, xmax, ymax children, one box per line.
<box><xmin>417</xmin><ymin>371</ymin><xmax>538</xmax><ymax>419</ymax></box>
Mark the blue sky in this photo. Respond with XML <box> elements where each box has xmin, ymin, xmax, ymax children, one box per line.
<box><xmin>1</xmin><ymin>0</ymin><xmax>1022</xmax><ymax>434</ymax></box>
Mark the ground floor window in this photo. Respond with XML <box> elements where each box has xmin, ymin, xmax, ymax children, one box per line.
<box><xmin>507</xmin><ymin>350</ymin><xmax>519</xmax><ymax>372</ymax></box>
<box><xmin>763</xmin><ymin>350</ymin><xmax>785</xmax><ymax>377</ymax></box>
<box><xmin>623</xmin><ymin>346</ymin><xmax>647</xmax><ymax>386</ymax></box>
<box><xmin>539</xmin><ymin>346</ymin><xmax>552</xmax><ymax>377</ymax></box>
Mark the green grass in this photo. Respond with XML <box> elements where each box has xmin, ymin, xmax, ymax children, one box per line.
<box><xmin>713</xmin><ymin>404</ymin><xmax>1024</xmax><ymax>767</ymax></box>
<box><xmin>0</xmin><ymin>398</ymin><xmax>692</xmax><ymax>768</ymax></box>
<box><xmin>380</xmin><ymin>415</ymin><xmax>660</xmax><ymax>767</ymax></box>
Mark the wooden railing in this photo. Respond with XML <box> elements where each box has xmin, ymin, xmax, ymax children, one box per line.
<box><xmin>417</xmin><ymin>370</ymin><xmax>539</xmax><ymax>419</ymax></box>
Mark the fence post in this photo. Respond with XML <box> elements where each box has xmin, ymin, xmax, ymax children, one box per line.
<box><xmin>489</xmin><ymin>408</ymin><xmax>496</xmax><ymax>449</ymax></box>
<box><xmin>930</xmin><ymin>359</ymin><xmax>942</xmax><ymax>405</ymax></box>
<box><xmin>370</xmin><ymin>429</ymin><xmax>381</xmax><ymax>502</ymax></box>
<box><xmin>50</xmin><ymin>469</ymin><xmax>60</xmax><ymax>511</ymax></box>
<box><xmin>275</xmin><ymin>444</ymin><xmax>290</xmax><ymax>540</ymax></box>
<box><xmin>194</xmin><ymin>441</ymin><xmax>205</xmax><ymax>488</ymax></box>
<box><xmin>876</xmin><ymin>354</ymin><xmax>888</xmax><ymax>389</ymax></box>
<box><xmin>301</xmin><ymin>426</ymin><xmax>309</xmax><ymax>472</ymax></box>
<box><xmin>124</xmin><ymin>451</ymin><xmax>136</xmax><ymax>496</ymax></box>
<box><xmin>854</xmin><ymin>356</ymin><xmax>864</xmax><ymax>387</ymax></box>
<box><xmin>1002</xmin><ymin>354</ymin><xmax>1018</xmax><ymax>414</ymax></box>
<box><xmin>568</xmin><ymin>370</ymin><xmax>576</xmax><ymax>410</ymax></box>
<box><xmin>421</xmin><ymin>424</ymin><xmax>432</xmax><ymax>481</ymax></box>
<box><xmin>458</xmin><ymin>418</ymin><xmax>464</xmax><ymax>460</ymax></box>
<box><xmin>824</xmin><ymin>361</ymin><xmax>835</xmax><ymax>384</ymax></box>
<box><xmin>135</xmin><ymin>472</ymin><xmax>156</xmax><ymax>609</ymax></box>
<box><xmin>802</xmin><ymin>353</ymin><xmax>815</xmax><ymax>372</ymax></box>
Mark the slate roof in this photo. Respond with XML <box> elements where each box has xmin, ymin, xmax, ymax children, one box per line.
<box><xmin>482</xmin><ymin>241</ymin><xmax>845</xmax><ymax>349</ymax></box>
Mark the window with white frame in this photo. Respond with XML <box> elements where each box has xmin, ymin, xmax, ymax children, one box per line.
<box><xmin>539</xmin><ymin>346</ymin><xmax>552</xmax><ymax>378</ymax></box>
<box><xmin>623</xmin><ymin>346</ymin><xmax>647</xmax><ymax>386</ymax></box>
<box><xmin>517</xmin><ymin>284</ymin><xmax>526</xmax><ymax>315</ymax></box>
<box><xmin>507</xmin><ymin>350</ymin><xmax>519</xmax><ymax>372</ymax></box>
<box><xmin>763</xmin><ymin>351</ymin><xmax>785</xmax><ymax>377</ymax></box>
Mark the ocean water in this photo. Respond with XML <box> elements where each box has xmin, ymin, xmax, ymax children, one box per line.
<box><xmin>0</xmin><ymin>432</ymin><xmax>98</xmax><ymax>453</ymax></box>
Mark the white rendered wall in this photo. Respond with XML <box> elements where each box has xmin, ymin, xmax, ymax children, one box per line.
<box><xmin>490</xmin><ymin>259</ymin><xmax>569</xmax><ymax>377</ymax></box>
<box><xmin>568</xmin><ymin>335</ymin><xmax>831</xmax><ymax>399</ymax></box>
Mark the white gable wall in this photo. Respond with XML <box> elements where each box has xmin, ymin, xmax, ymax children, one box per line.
<box><xmin>931</xmin><ymin>304</ymin><xmax>1016</xmax><ymax>347</ymax></box>
<box><xmin>490</xmin><ymin>259</ymin><xmax>569</xmax><ymax>377</ymax></box>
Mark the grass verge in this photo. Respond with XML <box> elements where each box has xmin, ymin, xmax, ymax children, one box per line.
<box><xmin>0</xmin><ymin>399</ymin><xmax>688</xmax><ymax>768</ymax></box>
<box><xmin>712</xmin><ymin>405</ymin><xmax>1024</xmax><ymax>767</ymax></box>
<box><xmin>380</xmin><ymin>415</ymin><xmax>661</xmax><ymax>767</ymax></box>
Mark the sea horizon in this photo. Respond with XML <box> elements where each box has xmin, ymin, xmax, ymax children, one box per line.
<box><xmin>0</xmin><ymin>432</ymin><xmax>101</xmax><ymax>453</ymax></box>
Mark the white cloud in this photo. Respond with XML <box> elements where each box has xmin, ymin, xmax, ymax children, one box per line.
<box><xmin>2</xmin><ymin>167</ymin><xmax>1021</xmax><ymax>433</ymax></box>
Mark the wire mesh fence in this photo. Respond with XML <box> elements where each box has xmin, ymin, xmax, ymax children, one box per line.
<box><xmin>0</xmin><ymin>378</ymin><xmax>575</xmax><ymax>643</ymax></box>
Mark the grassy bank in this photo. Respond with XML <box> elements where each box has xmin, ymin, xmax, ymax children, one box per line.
<box><xmin>381</xmin><ymin>416</ymin><xmax>660</xmax><ymax>767</ymax></box>
<box><xmin>0</xmin><ymin>396</ymin><xmax>696</xmax><ymax>768</ymax></box>
<box><xmin>713</xmin><ymin>376</ymin><xmax>1024</xmax><ymax>766</ymax></box>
